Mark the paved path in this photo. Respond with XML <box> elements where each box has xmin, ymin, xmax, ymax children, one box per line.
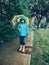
<box><xmin>0</xmin><ymin>28</ymin><xmax>34</xmax><ymax>65</ymax></box>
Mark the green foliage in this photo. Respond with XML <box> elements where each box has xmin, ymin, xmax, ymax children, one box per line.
<box><xmin>0</xmin><ymin>0</ymin><xmax>31</xmax><ymax>43</ymax></box>
<box><xmin>40</xmin><ymin>21</ymin><xmax>47</xmax><ymax>28</ymax></box>
<box><xmin>0</xmin><ymin>0</ymin><xmax>31</xmax><ymax>21</ymax></box>
<box><xmin>40</xmin><ymin>17</ymin><xmax>47</xmax><ymax>28</ymax></box>
<box><xmin>30</xmin><ymin>29</ymin><xmax>49</xmax><ymax>65</ymax></box>
<box><xmin>30</xmin><ymin>0</ymin><xmax>49</xmax><ymax>15</ymax></box>
<box><xmin>0</xmin><ymin>20</ymin><xmax>19</xmax><ymax>43</ymax></box>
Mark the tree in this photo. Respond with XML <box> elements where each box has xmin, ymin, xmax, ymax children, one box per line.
<box><xmin>29</xmin><ymin>0</ymin><xmax>49</xmax><ymax>16</ymax></box>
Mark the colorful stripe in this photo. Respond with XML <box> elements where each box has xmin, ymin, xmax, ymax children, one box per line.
<box><xmin>11</xmin><ymin>15</ymin><xmax>30</xmax><ymax>26</ymax></box>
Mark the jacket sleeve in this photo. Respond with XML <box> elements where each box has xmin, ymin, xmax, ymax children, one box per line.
<box><xmin>18</xmin><ymin>24</ymin><xmax>20</xmax><ymax>31</ymax></box>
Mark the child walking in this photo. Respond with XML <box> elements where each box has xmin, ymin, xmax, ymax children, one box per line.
<box><xmin>18</xmin><ymin>18</ymin><xmax>29</xmax><ymax>53</ymax></box>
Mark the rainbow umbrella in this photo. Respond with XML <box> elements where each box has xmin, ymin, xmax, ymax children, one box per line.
<box><xmin>11</xmin><ymin>14</ymin><xmax>30</xmax><ymax>26</ymax></box>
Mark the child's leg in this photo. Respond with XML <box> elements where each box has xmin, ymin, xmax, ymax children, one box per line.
<box><xmin>19</xmin><ymin>36</ymin><xmax>23</xmax><ymax>51</ymax></box>
<box><xmin>19</xmin><ymin>36</ymin><xmax>26</xmax><ymax>52</ymax></box>
<box><xmin>22</xmin><ymin>36</ymin><xmax>26</xmax><ymax>52</ymax></box>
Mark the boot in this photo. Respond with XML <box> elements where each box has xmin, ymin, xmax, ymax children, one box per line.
<box><xmin>19</xmin><ymin>45</ymin><xmax>22</xmax><ymax>52</ymax></box>
<box><xmin>22</xmin><ymin>45</ymin><xmax>25</xmax><ymax>53</ymax></box>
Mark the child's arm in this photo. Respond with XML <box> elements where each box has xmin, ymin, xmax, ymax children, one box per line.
<box><xmin>18</xmin><ymin>24</ymin><xmax>21</xmax><ymax>31</ymax></box>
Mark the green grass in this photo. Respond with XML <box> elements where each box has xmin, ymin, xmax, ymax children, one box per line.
<box><xmin>30</xmin><ymin>29</ymin><xmax>49</xmax><ymax>65</ymax></box>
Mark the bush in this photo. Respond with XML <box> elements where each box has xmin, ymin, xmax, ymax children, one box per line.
<box><xmin>0</xmin><ymin>20</ymin><xmax>18</xmax><ymax>43</ymax></box>
<box><xmin>40</xmin><ymin>17</ymin><xmax>47</xmax><ymax>28</ymax></box>
<box><xmin>40</xmin><ymin>21</ymin><xmax>47</xmax><ymax>28</ymax></box>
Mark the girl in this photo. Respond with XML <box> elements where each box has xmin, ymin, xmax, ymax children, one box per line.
<box><xmin>18</xmin><ymin>18</ymin><xmax>29</xmax><ymax>53</ymax></box>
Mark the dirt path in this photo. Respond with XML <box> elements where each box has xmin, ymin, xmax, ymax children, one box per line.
<box><xmin>0</xmin><ymin>28</ymin><xmax>34</xmax><ymax>65</ymax></box>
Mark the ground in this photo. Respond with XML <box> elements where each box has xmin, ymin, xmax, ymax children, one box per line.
<box><xmin>0</xmin><ymin>28</ymin><xmax>34</xmax><ymax>65</ymax></box>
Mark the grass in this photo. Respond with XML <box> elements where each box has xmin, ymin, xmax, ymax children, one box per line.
<box><xmin>30</xmin><ymin>29</ymin><xmax>49</xmax><ymax>65</ymax></box>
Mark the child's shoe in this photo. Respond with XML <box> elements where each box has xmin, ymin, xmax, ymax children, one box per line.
<box><xmin>19</xmin><ymin>45</ymin><xmax>22</xmax><ymax>52</ymax></box>
<box><xmin>22</xmin><ymin>45</ymin><xmax>25</xmax><ymax>53</ymax></box>
<box><xmin>19</xmin><ymin>48</ymin><xmax>22</xmax><ymax>52</ymax></box>
<box><xmin>22</xmin><ymin>49</ymin><xmax>25</xmax><ymax>53</ymax></box>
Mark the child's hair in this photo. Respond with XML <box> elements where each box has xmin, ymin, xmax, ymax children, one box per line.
<box><xmin>20</xmin><ymin>18</ymin><xmax>26</xmax><ymax>23</ymax></box>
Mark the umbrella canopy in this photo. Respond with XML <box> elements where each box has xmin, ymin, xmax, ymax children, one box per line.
<box><xmin>11</xmin><ymin>14</ymin><xmax>30</xmax><ymax>26</ymax></box>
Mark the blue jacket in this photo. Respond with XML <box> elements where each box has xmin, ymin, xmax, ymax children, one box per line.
<box><xmin>18</xmin><ymin>23</ymin><xmax>29</xmax><ymax>36</ymax></box>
